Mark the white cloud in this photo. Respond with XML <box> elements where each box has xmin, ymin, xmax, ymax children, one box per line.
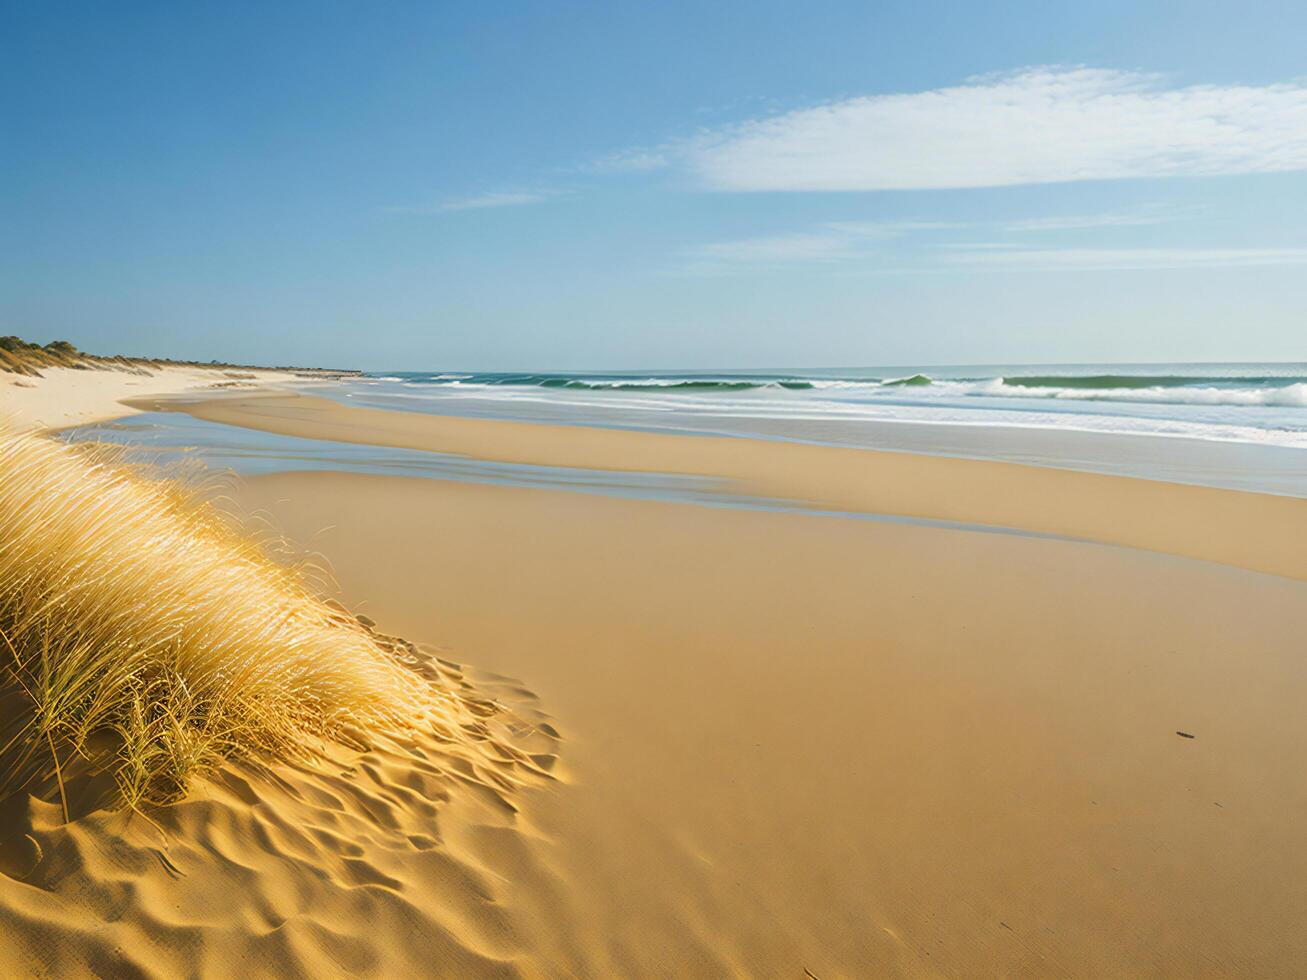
<box><xmin>388</xmin><ymin>190</ymin><xmax>558</xmax><ymax>214</ymax></box>
<box><xmin>1003</xmin><ymin>204</ymin><xmax>1195</xmax><ymax>232</ymax></box>
<box><xmin>670</xmin><ymin>68</ymin><xmax>1307</xmax><ymax>191</ymax></box>
<box><xmin>941</xmin><ymin>246</ymin><xmax>1307</xmax><ymax>271</ymax></box>
<box><xmin>679</xmin><ymin>216</ymin><xmax>1307</xmax><ymax>275</ymax></box>
<box><xmin>686</xmin><ymin>231</ymin><xmax>857</xmax><ymax>266</ymax></box>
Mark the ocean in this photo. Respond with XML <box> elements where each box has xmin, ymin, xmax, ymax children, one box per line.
<box><xmin>323</xmin><ymin>363</ymin><xmax>1307</xmax><ymax>496</ymax></box>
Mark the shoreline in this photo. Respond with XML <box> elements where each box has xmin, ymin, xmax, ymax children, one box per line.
<box><xmin>138</xmin><ymin>388</ymin><xmax>1307</xmax><ymax>581</ymax></box>
<box><xmin>337</xmin><ymin>376</ymin><xmax>1307</xmax><ymax>497</ymax></box>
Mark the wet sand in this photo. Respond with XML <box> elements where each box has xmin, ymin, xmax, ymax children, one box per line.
<box><xmin>152</xmin><ymin>390</ymin><xmax>1307</xmax><ymax>580</ymax></box>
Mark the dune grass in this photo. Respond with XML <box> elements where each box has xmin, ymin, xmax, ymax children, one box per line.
<box><xmin>0</xmin><ymin>334</ymin><xmax>355</xmax><ymax>379</ymax></box>
<box><xmin>0</xmin><ymin>424</ymin><xmax>435</xmax><ymax>811</ymax></box>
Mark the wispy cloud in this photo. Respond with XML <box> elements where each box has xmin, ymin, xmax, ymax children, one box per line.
<box><xmin>678</xmin><ymin>215</ymin><xmax>1307</xmax><ymax>275</ymax></box>
<box><xmin>679</xmin><ymin>220</ymin><xmax>957</xmax><ymax>274</ymax></box>
<box><xmin>387</xmin><ymin>189</ymin><xmax>559</xmax><ymax>215</ymax></box>
<box><xmin>685</xmin><ymin>231</ymin><xmax>859</xmax><ymax>267</ymax></box>
<box><xmin>1003</xmin><ymin>204</ymin><xmax>1197</xmax><ymax>232</ymax></box>
<box><xmin>941</xmin><ymin>246</ymin><xmax>1307</xmax><ymax>271</ymax></box>
<box><xmin>586</xmin><ymin>149</ymin><xmax>670</xmax><ymax>175</ymax></box>
<box><xmin>645</xmin><ymin>68</ymin><xmax>1307</xmax><ymax>192</ymax></box>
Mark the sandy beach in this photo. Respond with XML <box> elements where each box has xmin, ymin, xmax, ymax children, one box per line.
<box><xmin>4</xmin><ymin>369</ymin><xmax>1307</xmax><ymax>975</ymax></box>
<box><xmin>227</xmin><ymin>468</ymin><xmax>1307</xmax><ymax>976</ymax></box>
<box><xmin>9</xmin><ymin>379</ymin><xmax>1305</xmax><ymax>976</ymax></box>
<box><xmin>0</xmin><ymin>363</ymin><xmax>304</xmax><ymax>431</ymax></box>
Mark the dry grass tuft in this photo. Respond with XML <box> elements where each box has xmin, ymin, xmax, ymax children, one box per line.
<box><xmin>0</xmin><ymin>424</ymin><xmax>437</xmax><ymax>811</ymax></box>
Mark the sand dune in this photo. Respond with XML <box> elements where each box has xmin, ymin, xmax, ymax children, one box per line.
<box><xmin>0</xmin><ymin>645</ymin><xmax>559</xmax><ymax>977</ymax></box>
<box><xmin>0</xmin><ymin>428</ymin><xmax>558</xmax><ymax>977</ymax></box>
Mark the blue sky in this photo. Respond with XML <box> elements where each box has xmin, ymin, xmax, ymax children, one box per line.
<box><xmin>4</xmin><ymin>1</ymin><xmax>1307</xmax><ymax>369</ymax></box>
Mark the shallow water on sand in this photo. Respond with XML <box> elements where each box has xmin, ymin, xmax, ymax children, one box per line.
<box><xmin>62</xmin><ymin>412</ymin><xmax>1094</xmax><ymax>544</ymax></box>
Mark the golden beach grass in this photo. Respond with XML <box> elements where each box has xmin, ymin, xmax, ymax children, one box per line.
<box><xmin>0</xmin><ymin>423</ymin><xmax>435</xmax><ymax>812</ymax></box>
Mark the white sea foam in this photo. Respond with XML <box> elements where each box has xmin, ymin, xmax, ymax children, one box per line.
<box><xmin>342</xmin><ymin>366</ymin><xmax>1307</xmax><ymax>461</ymax></box>
<box><xmin>976</xmin><ymin>379</ymin><xmax>1307</xmax><ymax>407</ymax></box>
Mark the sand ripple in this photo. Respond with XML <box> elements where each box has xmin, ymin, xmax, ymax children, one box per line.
<box><xmin>0</xmin><ymin>640</ymin><xmax>561</xmax><ymax>978</ymax></box>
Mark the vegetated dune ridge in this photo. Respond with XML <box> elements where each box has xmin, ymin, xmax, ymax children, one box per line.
<box><xmin>0</xmin><ymin>427</ymin><xmax>560</xmax><ymax>977</ymax></box>
<box><xmin>0</xmin><ymin>333</ymin><xmax>356</xmax><ymax>431</ymax></box>
<box><xmin>0</xmin><ymin>334</ymin><xmax>357</xmax><ymax>380</ymax></box>
<box><xmin>0</xmin><ymin>336</ymin><xmax>154</xmax><ymax>377</ymax></box>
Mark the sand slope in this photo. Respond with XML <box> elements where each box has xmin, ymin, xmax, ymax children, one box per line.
<box><xmin>0</xmin><ymin>643</ymin><xmax>561</xmax><ymax>978</ymax></box>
